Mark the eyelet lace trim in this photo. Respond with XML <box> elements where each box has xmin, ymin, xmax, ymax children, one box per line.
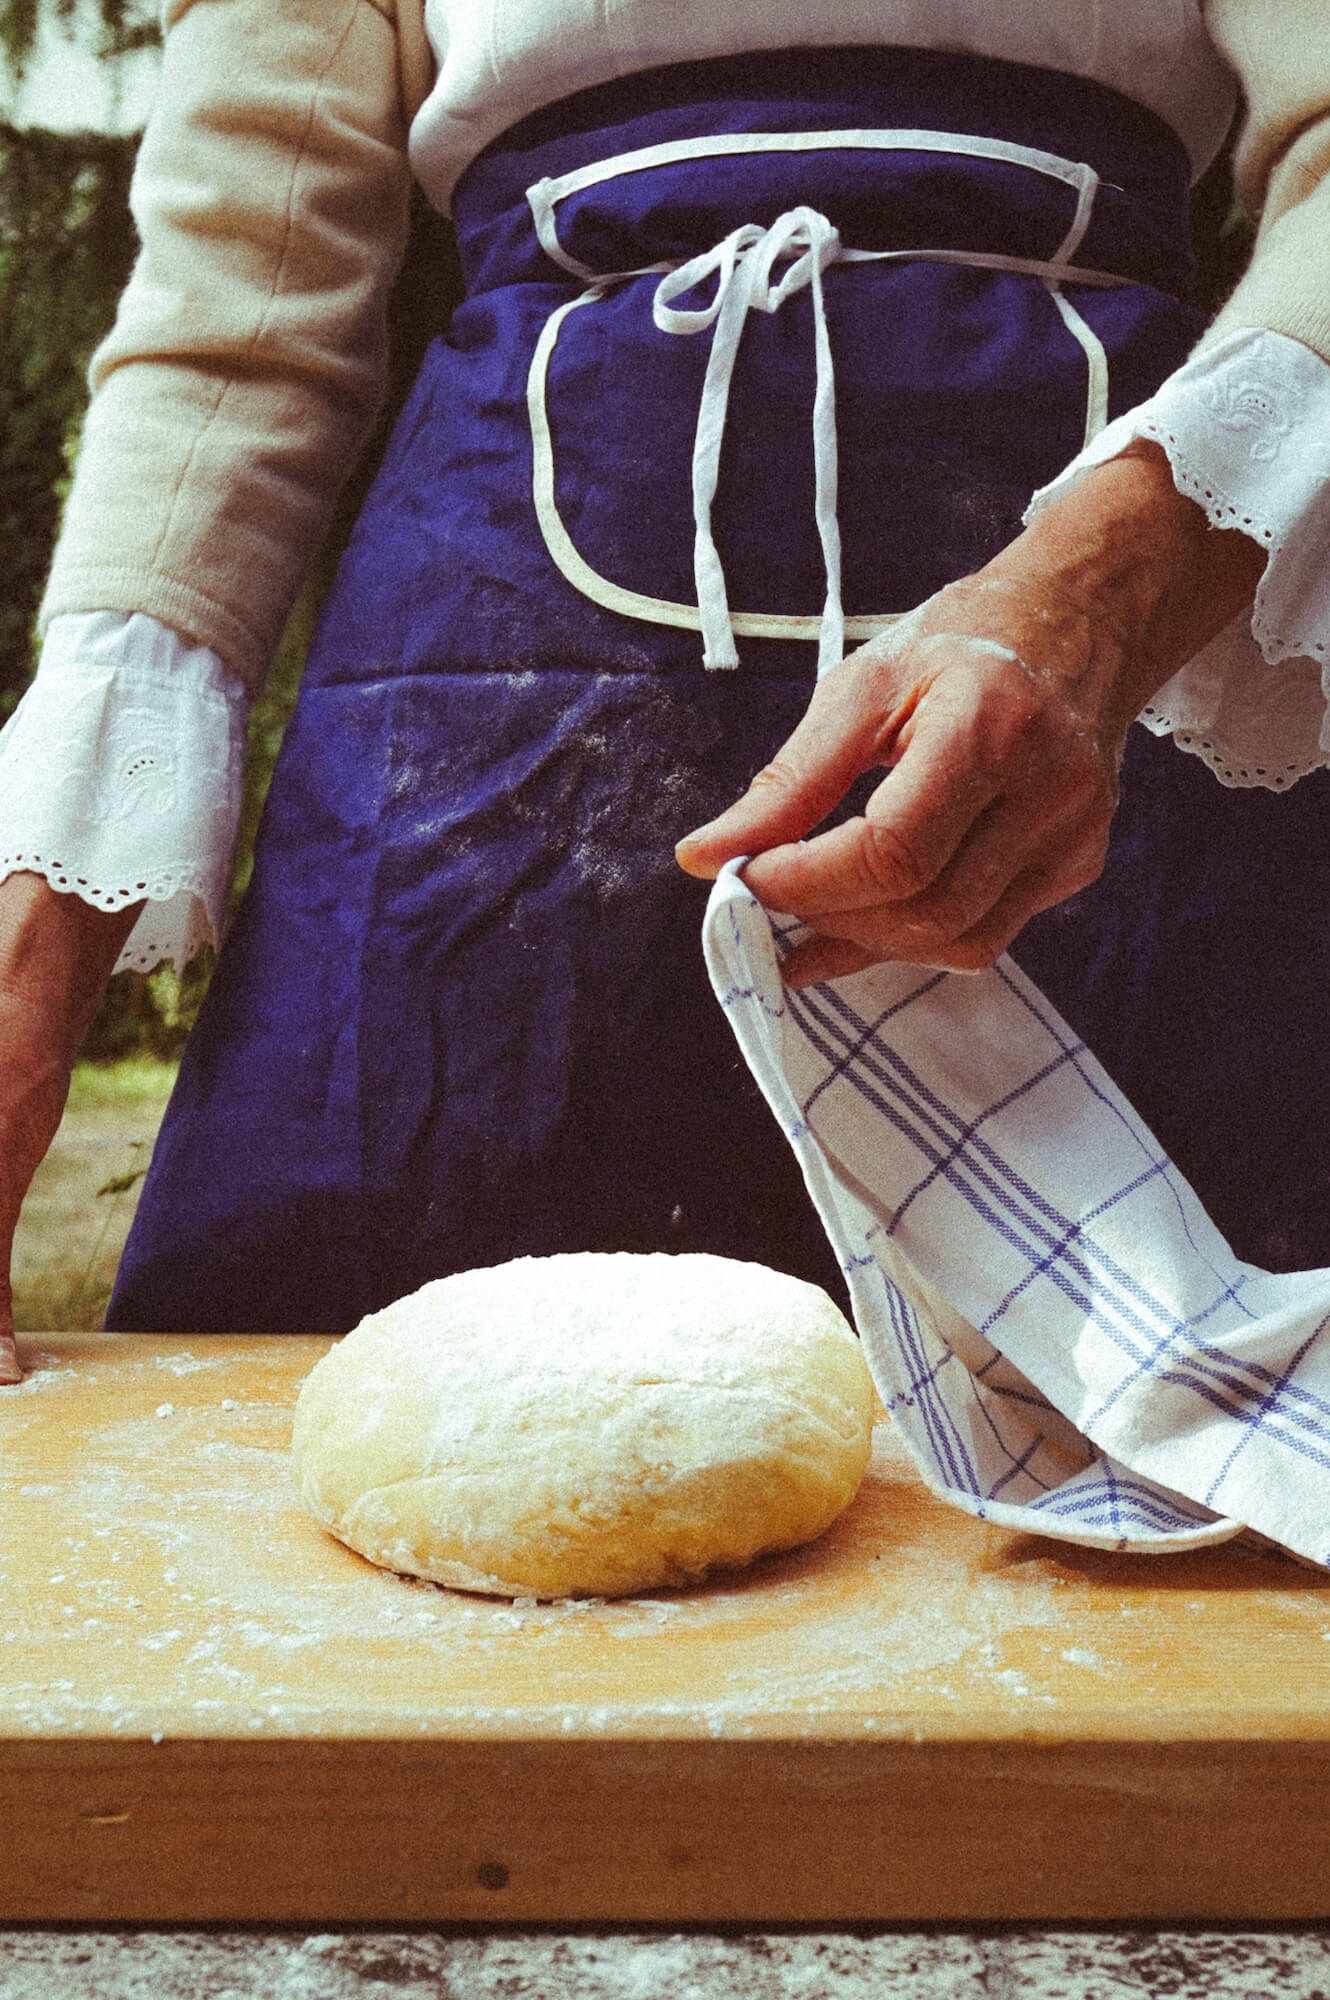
<box><xmin>0</xmin><ymin>857</ymin><xmax>218</xmax><ymax>972</ymax></box>
<box><xmin>0</xmin><ymin>614</ymin><xmax>248</xmax><ymax>974</ymax></box>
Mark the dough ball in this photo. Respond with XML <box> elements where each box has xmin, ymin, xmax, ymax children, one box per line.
<box><xmin>291</xmin><ymin>1252</ymin><xmax>875</xmax><ymax>1599</ymax></box>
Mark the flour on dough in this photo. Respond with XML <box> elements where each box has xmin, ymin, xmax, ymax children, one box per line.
<box><xmin>291</xmin><ymin>1252</ymin><xmax>876</xmax><ymax>1599</ymax></box>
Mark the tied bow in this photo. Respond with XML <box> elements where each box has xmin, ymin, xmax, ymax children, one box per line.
<box><xmin>652</xmin><ymin>207</ymin><xmax>845</xmax><ymax>675</ymax></box>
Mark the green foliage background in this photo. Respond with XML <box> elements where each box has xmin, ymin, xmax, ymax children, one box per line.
<box><xmin>1</xmin><ymin>2</ymin><xmax>1250</xmax><ymax>1062</ymax></box>
<box><xmin>2</xmin><ymin>0</ymin><xmax>460</xmax><ymax>1059</ymax></box>
<box><xmin>1</xmin><ymin>122</ymin><xmax>136</xmax><ymax>724</ymax></box>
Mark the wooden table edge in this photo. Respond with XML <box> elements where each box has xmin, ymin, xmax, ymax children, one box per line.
<box><xmin>6</xmin><ymin>1730</ymin><xmax>1330</xmax><ymax>1923</ymax></box>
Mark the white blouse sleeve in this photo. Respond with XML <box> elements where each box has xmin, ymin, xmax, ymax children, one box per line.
<box><xmin>0</xmin><ymin>611</ymin><xmax>249</xmax><ymax>974</ymax></box>
<box><xmin>1027</xmin><ymin>327</ymin><xmax>1330</xmax><ymax>790</ymax></box>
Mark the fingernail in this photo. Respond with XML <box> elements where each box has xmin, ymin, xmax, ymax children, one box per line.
<box><xmin>675</xmin><ymin>826</ymin><xmax>725</xmax><ymax>865</ymax></box>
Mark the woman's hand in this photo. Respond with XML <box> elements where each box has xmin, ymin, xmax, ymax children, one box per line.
<box><xmin>676</xmin><ymin>444</ymin><xmax>1266</xmax><ymax>985</ymax></box>
<box><xmin>0</xmin><ymin>875</ymin><xmax>142</xmax><ymax>1381</ymax></box>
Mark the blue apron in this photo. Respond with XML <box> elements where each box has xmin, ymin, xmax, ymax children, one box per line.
<box><xmin>109</xmin><ymin>45</ymin><xmax>1330</xmax><ymax>1333</ymax></box>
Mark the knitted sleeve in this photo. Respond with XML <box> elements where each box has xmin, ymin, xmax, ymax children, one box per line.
<box><xmin>1203</xmin><ymin>0</ymin><xmax>1330</xmax><ymax>360</ymax></box>
<box><xmin>37</xmin><ymin>0</ymin><xmax>423</xmax><ymax>695</ymax></box>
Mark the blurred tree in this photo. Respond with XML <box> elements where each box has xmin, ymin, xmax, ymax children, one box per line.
<box><xmin>1</xmin><ymin>0</ymin><xmax>158</xmax><ymax>717</ymax></box>
<box><xmin>0</xmin><ymin>0</ymin><xmax>158</xmax><ymax>79</ymax></box>
<box><xmin>0</xmin><ymin>119</ymin><xmax>138</xmax><ymax>719</ymax></box>
<box><xmin>1</xmin><ymin>0</ymin><xmax>460</xmax><ymax>1056</ymax></box>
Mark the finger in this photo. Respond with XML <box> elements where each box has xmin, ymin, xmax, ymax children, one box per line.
<box><xmin>869</xmin><ymin>848</ymin><xmax>1107</xmax><ymax>974</ymax></box>
<box><xmin>934</xmin><ymin>859</ymin><xmax>1099</xmax><ymax>974</ymax></box>
<box><xmin>0</xmin><ymin>1280</ymin><xmax>21</xmax><ymax>1386</ymax></box>
<box><xmin>780</xmin><ymin>934</ymin><xmax>883</xmax><ymax>989</ymax></box>
<box><xmin>859</xmin><ymin>790</ymin><xmax>1107</xmax><ymax>948</ymax></box>
<box><xmin>740</xmin><ymin>696</ymin><xmax>1003</xmax><ymax>915</ymax></box>
<box><xmin>675</xmin><ymin>645</ymin><xmax>924</xmax><ymax>878</ymax></box>
<box><xmin>785</xmin><ymin>813</ymin><xmax>1109</xmax><ymax>974</ymax></box>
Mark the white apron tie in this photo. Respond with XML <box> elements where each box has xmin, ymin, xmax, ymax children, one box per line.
<box><xmin>652</xmin><ymin>207</ymin><xmax>846</xmax><ymax>677</ymax></box>
<box><xmin>527</xmin><ymin>133</ymin><xmax>1118</xmax><ymax>668</ymax></box>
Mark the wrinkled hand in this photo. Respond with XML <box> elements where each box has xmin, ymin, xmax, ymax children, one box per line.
<box><xmin>677</xmin><ymin>445</ymin><xmax>1265</xmax><ymax>985</ymax></box>
<box><xmin>0</xmin><ymin>875</ymin><xmax>142</xmax><ymax>1381</ymax></box>
<box><xmin>681</xmin><ymin>579</ymin><xmax>1127</xmax><ymax>980</ymax></box>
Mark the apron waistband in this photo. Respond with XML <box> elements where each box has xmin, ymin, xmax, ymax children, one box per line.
<box><xmin>455</xmin><ymin>44</ymin><xmax>1196</xmax><ymax>299</ymax></box>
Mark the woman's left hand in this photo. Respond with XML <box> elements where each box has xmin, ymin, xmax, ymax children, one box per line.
<box><xmin>0</xmin><ymin>876</ymin><xmax>142</xmax><ymax>1383</ymax></box>
<box><xmin>676</xmin><ymin>443</ymin><xmax>1266</xmax><ymax>985</ymax></box>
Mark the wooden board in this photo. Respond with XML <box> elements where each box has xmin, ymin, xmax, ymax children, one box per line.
<box><xmin>3</xmin><ymin>1332</ymin><xmax>1330</xmax><ymax>1922</ymax></box>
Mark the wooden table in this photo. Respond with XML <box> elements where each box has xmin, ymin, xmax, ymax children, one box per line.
<box><xmin>3</xmin><ymin>1332</ymin><xmax>1329</xmax><ymax>1922</ymax></box>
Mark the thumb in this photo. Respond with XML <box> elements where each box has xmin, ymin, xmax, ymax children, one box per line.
<box><xmin>675</xmin><ymin>654</ymin><xmax>904</xmax><ymax>879</ymax></box>
<box><xmin>0</xmin><ymin>1270</ymin><xmax>21</xmax><ymax>1386</ymax></box>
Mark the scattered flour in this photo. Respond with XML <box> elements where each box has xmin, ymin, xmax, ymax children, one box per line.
<box><xmin>0</xmin><ymin>1358</ymin><xmax>1092</xmax><ymax>1740</ymax></box>
<box><xmin>6</xmin><ymin>1343</ymin><xmax>1327</xmax><ymax>1743</ymax></box>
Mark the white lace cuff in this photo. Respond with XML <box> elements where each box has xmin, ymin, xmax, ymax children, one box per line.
<box><xmin>0</xmin><ymin>612</ymin><xmax>249</xmax><ymax>973</ymax></box>
<box><xmin>1026</xmin><ymin>327</ymin><xmax>1330</xmax><ymax>789</ymax></box>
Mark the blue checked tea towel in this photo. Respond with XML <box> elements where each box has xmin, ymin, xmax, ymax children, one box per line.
<box><xmin>704</xmin><ymin>861</ymin><xmax>1330</xmax><ymax>1565</ymax></box>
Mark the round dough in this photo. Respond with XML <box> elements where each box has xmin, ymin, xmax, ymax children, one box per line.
<box><xmin>291</xmin><ymin>1252</ymin><xmax>876</xmax><ymax>1598</ymax></box>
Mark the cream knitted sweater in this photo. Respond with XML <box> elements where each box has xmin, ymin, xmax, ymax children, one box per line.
<box><xmin>36</xmin><ymin>0</ymin><xmax>1330</xmax><ymax>696</ymax></box>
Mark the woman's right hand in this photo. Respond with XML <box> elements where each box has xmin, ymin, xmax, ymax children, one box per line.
<box><xmin>0</xmin><ymin>875</ymin><xmax>142</xmax><ymax>1381</ymax></box>
<box><xmin>677</xmin><ymin>444</ymin><xmax>1266</xmax><ymax>982</ymax></box>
